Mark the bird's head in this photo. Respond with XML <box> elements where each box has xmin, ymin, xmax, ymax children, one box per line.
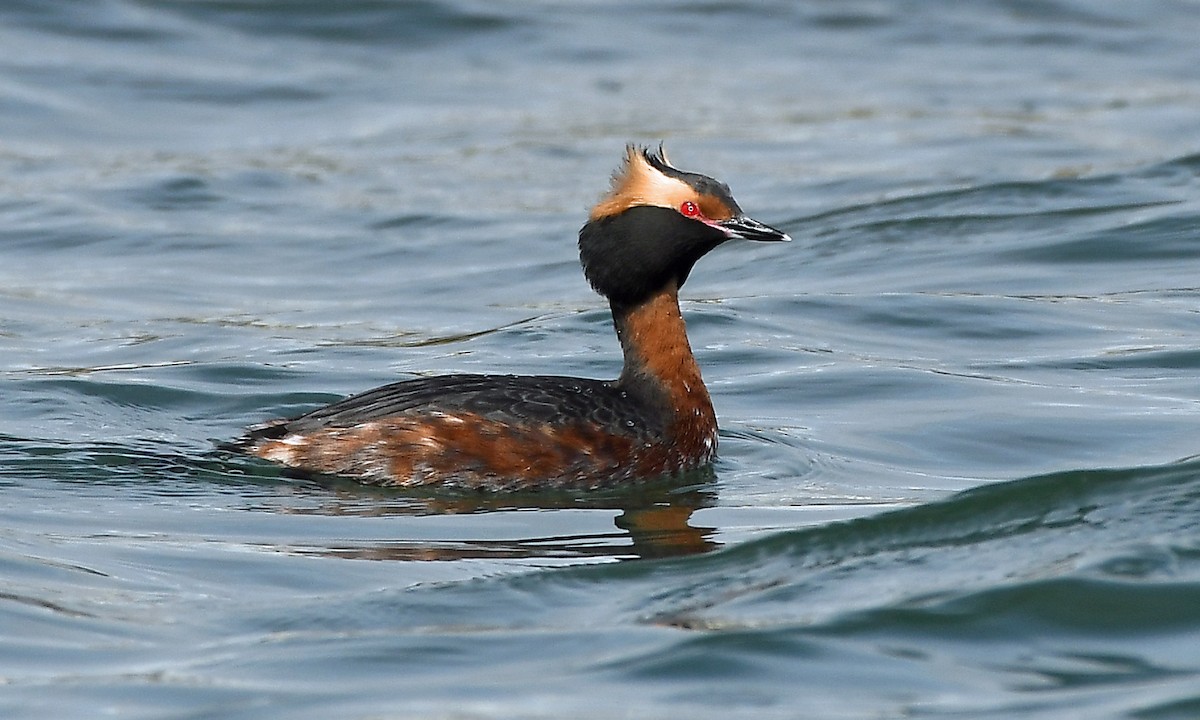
<box><xmin>579</xmin><ymin>145</ymin><xmax>789</xmax><ymax>309</ymax></box>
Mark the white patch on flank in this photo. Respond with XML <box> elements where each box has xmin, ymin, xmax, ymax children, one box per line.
<box><xmin>261</xmin><ymin>434</ymin><xmax>307</xmax><ymax>463</ymax></box>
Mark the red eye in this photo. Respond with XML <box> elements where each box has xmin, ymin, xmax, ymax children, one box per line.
<box><xmin>680</xmin><ymin>201</ymin><xmax>701</xmax><ymax>218</ymax></box>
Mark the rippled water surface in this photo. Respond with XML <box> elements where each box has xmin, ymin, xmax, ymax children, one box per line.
<box><xmin>3</xmin><ymin>2</ymin><xmax>1200</xmax><ymax>718</ymax></box>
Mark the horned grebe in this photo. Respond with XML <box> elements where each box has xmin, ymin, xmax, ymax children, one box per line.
<box><xmin>230</xmin><ymin>146</ymin><xmax>789</xmax><ymax>490</ymax></box>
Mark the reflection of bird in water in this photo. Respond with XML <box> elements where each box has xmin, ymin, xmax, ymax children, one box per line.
<box><xmin>284</xmin><ymin>475</ymin><xmax>719</xmax><ymax>561</ymax></box>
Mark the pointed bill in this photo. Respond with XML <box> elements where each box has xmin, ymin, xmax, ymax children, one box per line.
<box><xmin>718</xmin><ymin>215</ymin><xmax>791</xmax><ymax>242</ymax></box>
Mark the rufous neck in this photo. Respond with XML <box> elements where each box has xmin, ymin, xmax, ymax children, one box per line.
<box><xmin>612</xmin><ymin>284</ymin><xmax>713</xmax><ymax>414</ymax></box>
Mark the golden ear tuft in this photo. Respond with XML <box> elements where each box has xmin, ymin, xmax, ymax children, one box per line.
<box><xmin>613</xmin><ymin>144</ymin><xmax>647</xmax><ymax>188</ymax></box>
<box><xmin>589</xmin><ymin>144</ymin><xmax>693</xmax><ymax>220</ymax></box>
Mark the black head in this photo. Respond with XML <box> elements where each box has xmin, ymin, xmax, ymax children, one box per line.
<box><xmin>578</xmin><ymin>145</ymin><xmax>789</xmax><ymax>310</ymax></box>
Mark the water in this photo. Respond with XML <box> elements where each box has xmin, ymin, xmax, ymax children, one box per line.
<box><xmin>3</xmin><ymin>1</ymin><xmax>1200</xmax><ymax>717</ymax></box>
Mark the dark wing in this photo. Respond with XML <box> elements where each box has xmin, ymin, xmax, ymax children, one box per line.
<box><xmin>239</xmin><ymin>373</ymin><xmax>664</xmax><ymax>443</ymax></box>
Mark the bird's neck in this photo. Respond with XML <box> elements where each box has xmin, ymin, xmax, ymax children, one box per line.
<box><xmin>613</xmin><ymin>284</ymin><xmax>717</xmax><ymax>436</ymax></box>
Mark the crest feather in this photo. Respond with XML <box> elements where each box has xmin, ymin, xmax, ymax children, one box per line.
<box><xmin>589</xmin><ymin>144</ymin><xmax>694</xmax><ymax>220</ymax></box>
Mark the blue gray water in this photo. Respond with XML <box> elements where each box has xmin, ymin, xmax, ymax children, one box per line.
<box><xmin>3</xmin><ymin>1</ymin><xmax>1200</xmax><ymax>718</ymax></box>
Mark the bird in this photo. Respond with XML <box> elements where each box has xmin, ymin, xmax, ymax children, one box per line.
<box><xmin>228</xmin><ymin>145</ymin><xmax>789</xmax><ymax>491</ymax></box>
